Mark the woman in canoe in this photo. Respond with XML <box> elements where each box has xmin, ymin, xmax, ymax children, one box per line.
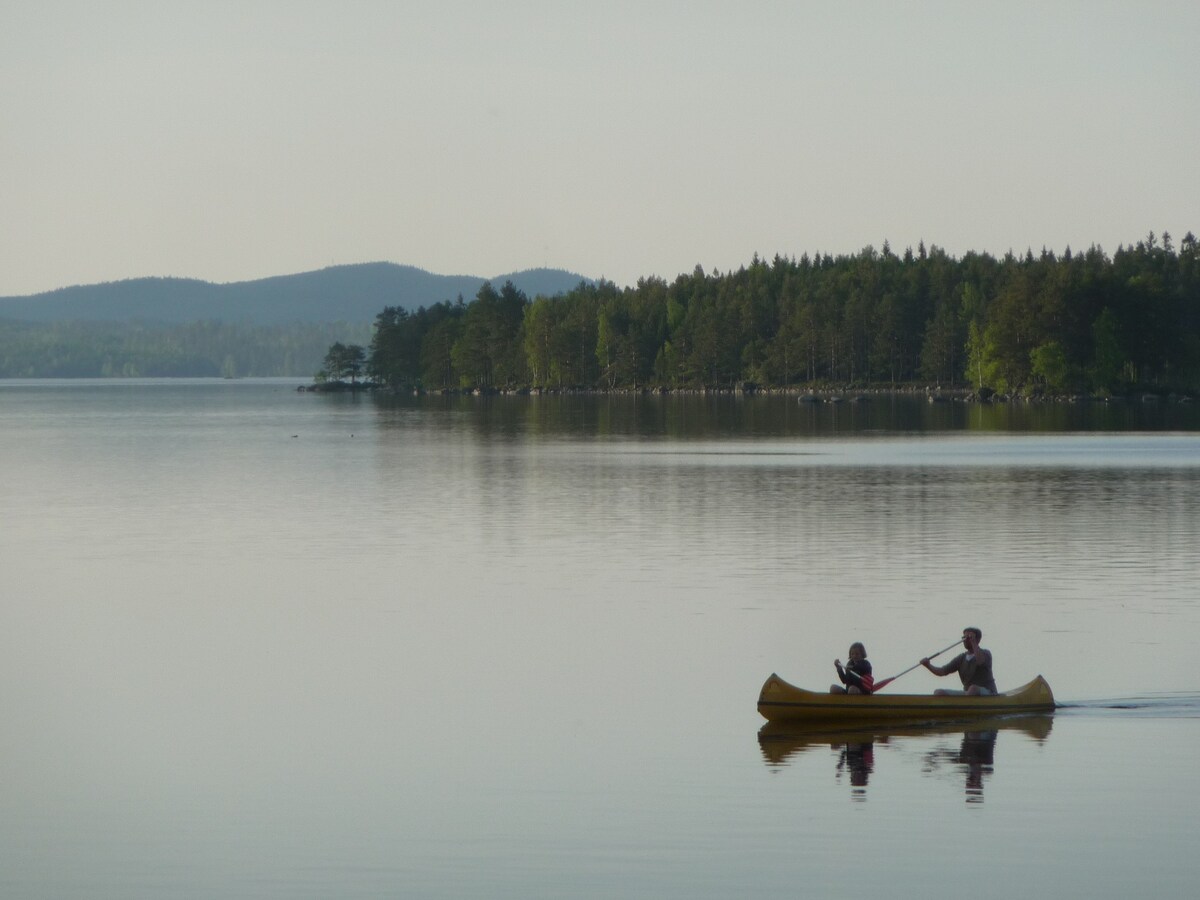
<box><xmin>831</xmin><ymin>642</ymin><xmax>874</xmax><ymax>694</ymax></box>
<box><xmin>921</xmin><ymin>627</ymin><xmax>997</xmax><ymax>695</ymax></box>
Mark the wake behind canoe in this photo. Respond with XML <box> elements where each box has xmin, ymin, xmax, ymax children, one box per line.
<box><xmin>757</xmin><ymin>673</ymin><xmax>1055</xmax><ymax>724</ymax></box>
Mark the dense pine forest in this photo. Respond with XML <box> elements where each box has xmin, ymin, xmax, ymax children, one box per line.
<box><xmin>355</xmin><ymin>233</ymin><xmax>1198</xmax><ymax>396</ymax></box>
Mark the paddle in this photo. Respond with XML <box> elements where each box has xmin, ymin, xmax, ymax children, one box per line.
<box><xmin>839</xmin><ymin>666</ymin><xmax>875</xmax><ymax>692</ymax></box>
<box><xmin>871</xmin><ymin>639</ymin><xmax>962</xmax><ymax>692</ymax></box>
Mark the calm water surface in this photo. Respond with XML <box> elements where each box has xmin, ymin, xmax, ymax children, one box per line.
<box><xmin>2</xmin><ymin>381</ymin><xmax>1199</xmax><ymax>899</ymax></box>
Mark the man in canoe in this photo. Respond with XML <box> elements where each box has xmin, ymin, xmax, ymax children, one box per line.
<box><xmin>831</xmin><ymin>642</ymin><xmax>874</xmax><ymax>694</ymax></box>
<box><xmin>920</xmin><ymin>627</ymin><xmax>997</xmax><ymax>695</ymax></box>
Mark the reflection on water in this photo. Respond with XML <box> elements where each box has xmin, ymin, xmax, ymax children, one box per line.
<box><xmin>1057</xmin><ymin>694</ymin><xmax>1200</xmax><ymax>716</ymax></box>
<box><xmin>3</xmin><ymin>381</ymin><xmax>1200</xmax><ymax>899</ymax></box>
<box><xmin>368</xmin><ymin>391</ymin><xmax>1200</xmax><ymax>439</ymax></box>
<box><xmin>924</xmin><ymin>729</ymin><xmax>999</xmax><ymax>803</ymax></box>
<box><xmin>759</xmin><ymin>715</ymin><xmax>1055</xmax><ymax>803</ymax></box>
<box><xmin>836</xmin><ymin>740</ymin><xmax>874</xmax><ymax>798</ymax></box>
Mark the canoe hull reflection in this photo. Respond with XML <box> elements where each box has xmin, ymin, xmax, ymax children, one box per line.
<box><xmin>757</xmin><ymin>713</ymin><xmax>1055</xmax><ymax>768</ymax></box>
<box><xmin>757</xmin><ymin>673</ymin><xmax>1055</xmax><ymax>723</ymax></box>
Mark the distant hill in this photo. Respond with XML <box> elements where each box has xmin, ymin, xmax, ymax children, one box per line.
<box><xmin>0</xmin><ymin>263</ymin><xmax>593</xmax><ymax>325</ymax></box>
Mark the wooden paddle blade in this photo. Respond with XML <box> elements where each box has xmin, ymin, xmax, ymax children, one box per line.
<box><xmin>871</xmin><ymin>676</ymin><xmax>895</xmax><ymax>691</ymax></box>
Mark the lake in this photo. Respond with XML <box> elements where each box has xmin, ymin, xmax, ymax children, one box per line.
<box><xmin>2</xmin><ymin>380</ymin><xmax>1198</xmax><ymax>899</ymax></box>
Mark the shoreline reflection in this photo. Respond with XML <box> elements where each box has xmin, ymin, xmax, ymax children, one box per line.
<box><xmin>758</xmin><ymin>715</ymin><xmax>1054</xmax><ymax>802</ymax></box>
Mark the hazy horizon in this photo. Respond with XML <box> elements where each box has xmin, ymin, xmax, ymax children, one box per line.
<box><xmin>3</xmin><ymin>1</ymin><xmax>1197</xmax><ymax>297</ymax></box>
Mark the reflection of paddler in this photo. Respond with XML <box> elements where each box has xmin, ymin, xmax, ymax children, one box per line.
<box><xmin>960</xmin><ymin>729</ymin><xmax>998</xmax><ymax>800</ymax></box>
<box><xmin>960</xmin><ymin>730</ymin><xmax>998</xmax><ymax>766</ymax></box>
<box><xmin>838</xmin><ymin>741</ymin><xmax>875</xmax><ymax>788</ymax></box>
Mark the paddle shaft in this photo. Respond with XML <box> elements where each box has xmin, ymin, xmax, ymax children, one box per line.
<box><xmin>873</xmin><ymin>639</ymin><xmax>963</xmax><ymax>691</ymax></box>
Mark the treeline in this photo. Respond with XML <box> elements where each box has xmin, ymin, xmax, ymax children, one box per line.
<box><xmin>364</xmin><ymin>232</ymin><xmax>1199</xmax><ymax>395</ymax></box>
<box><xmin>0</xmin><ymin>320</ymin><xmax>371</xmax><ymax>378</ymax></box>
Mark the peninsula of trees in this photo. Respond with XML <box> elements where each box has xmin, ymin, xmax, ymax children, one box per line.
<box><xmin>342</xmin><ymin>233</ymin><xmax>1198</xmax><ymax>397</ymax></box>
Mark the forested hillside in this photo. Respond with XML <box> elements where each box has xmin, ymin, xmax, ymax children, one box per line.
<box><xmin>0</xmin><ymin>263</ymin><xmax>590</xmax><ymax>325</ymax></box>
<box><xmin>363</xmin><ymin>234</ymin><xmax>1199</xmax><ymax>396</ymax></box>
<box><xmin>0</xmin><ymin>320</ymin><xmax>371</xmax><ymax>378</ymax></box>
<box><xmin>0</xmin><ymin>263</ymin><xmax>587</xmax><ymax>377</ymax></box>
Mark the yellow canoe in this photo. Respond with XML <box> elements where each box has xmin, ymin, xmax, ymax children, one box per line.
<box><xmin>757</xmin><ymin>672</ymin><xmax>1055</xmax><ymax>724</ymax></box>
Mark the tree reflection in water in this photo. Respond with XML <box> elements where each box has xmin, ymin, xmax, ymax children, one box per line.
<box><xmin>758</xmin><ymin>715</ymin><xmax>1053</xmax><ymax>802</ymax></box>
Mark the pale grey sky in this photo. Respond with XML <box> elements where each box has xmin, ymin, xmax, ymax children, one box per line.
<box><xmin>2</xmin><ymin>0</ymin><xmax>1197</xmax><ymax>296</ymax></box>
